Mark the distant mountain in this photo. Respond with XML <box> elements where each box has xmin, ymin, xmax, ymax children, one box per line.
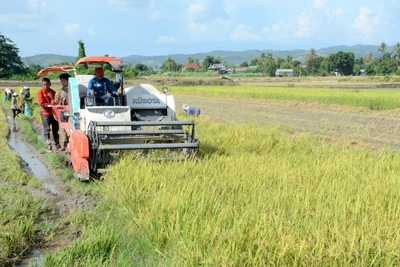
<box><xmin>21</xmin><ymin>45</ymin><xmax>391</xmax><ymax>68</ymax></box>
<box><xmin>22</xmin><ymin>54</ymin><xmax>76</xmax><ymax>67</ymax></box>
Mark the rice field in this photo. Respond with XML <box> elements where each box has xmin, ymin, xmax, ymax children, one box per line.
<box><xmin>172</xmin><ymin>85</ymin><xmax>400</xmax><ymax>110</ymax></box>
<box><xmin>4</xmin><ymin>82</ymin><xmax>400</xmax><ymax>265</ymax></box>
<box><xmin>18</xmin><ymin>82</ymin><xmax>400</xmax><ymax>113</ymax></box>
<box><xmin>45</xmin><ymin>119</ymin><xmax>400</xmax><ymax>266</ymax></box>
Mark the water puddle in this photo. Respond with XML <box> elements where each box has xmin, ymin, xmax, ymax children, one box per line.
<box><xmin>8</xmin><ymin>119</ymin><xmax>58</xmax><ymax>195</ymax></box>
<box><xmin>18</xmin><ymin>249</ymin><xmax>43</xmax><ymax>267</ymax></box>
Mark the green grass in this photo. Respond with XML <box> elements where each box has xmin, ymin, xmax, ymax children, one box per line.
<box><xmin>0</xmin><ymin>184</ymin><xmax>51</xmax><ymax>266</ymax></box>
<box><xmin>44</xmin><ymin>119</ymin><xmax>400</xmax><ymax>266</ymax></box>
<box><xmin>172</xmin><ymin>85</ymin><xmax>400</xmax><ymax>110</ymax></box>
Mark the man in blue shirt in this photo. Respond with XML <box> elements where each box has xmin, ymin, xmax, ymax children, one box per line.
<box><xmin>87</xmin><ymin>67</ymin><xmax>120</xmax><ymax>105</ymax></box>
<box><xmin>182</xmin><ymin>104</ymin><xmax>201</xmax><ymax>117</ymax></box>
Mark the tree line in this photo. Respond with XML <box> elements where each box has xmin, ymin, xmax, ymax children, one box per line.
<box><xmin>1</xmin><ymin>33</ymin><xmax>399</xmax><ymax>80</ymax></box>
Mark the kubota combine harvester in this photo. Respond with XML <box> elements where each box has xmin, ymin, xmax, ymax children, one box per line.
<box><xmin>38</xmin><ymin>56</ymin><xmax>199</xmax><ymax>181</ymax></box>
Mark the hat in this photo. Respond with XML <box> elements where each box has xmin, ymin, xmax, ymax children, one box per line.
<box><xmin>182</xmin><ymin>104</ymin><xmax>189</xmax><ymax>111</ymax></box>
<box><xmin>95</xmin><ymin>67</ymin><xmax>104</xmax><ymax>76</ymax></box>
<box><xmin>23</xmin><ymin>86</ymin><xmax>29</xmax><ymax>90</ymax></box>
<box><xmin>12</xmin><ymin>93</ymin><xmax>18</xmax><ymax>97</ymax></box>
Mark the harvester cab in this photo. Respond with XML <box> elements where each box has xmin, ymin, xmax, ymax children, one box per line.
<box><xmin>38</xmin><ymin>56</ymin><xmax>199</xmax><ymax>181</ymax></box>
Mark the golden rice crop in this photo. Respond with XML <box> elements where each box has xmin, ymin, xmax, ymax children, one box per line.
<box><xmin>47</xmin><ymin>118</ymin><xmax>400</xmax><ymax>266</ymax></box>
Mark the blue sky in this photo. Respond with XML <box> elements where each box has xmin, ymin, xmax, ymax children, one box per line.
<box><xmin>1</xmin><ymin>0</ymin><xmax>399</xmax><ymax>57</ymax></box>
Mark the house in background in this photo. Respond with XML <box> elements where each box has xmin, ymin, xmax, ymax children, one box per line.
<box><xmin>275</xmin><ymin>69</ymin><xmax>294</xmax><ymax>77</ymax></box>
<box><xmin>183</xmin><ymin>63</ymin><xmax>200</xmax><ymax>70</ymax></box>
<box><xmin>234</xmin><ymin>67</ymin><xmax>248</xmax><ymax>73</ymax></box>
<box><xmin>208</xmin><ymin>63</ymin><xmax>228</xmax><ymax>74</ymax></box>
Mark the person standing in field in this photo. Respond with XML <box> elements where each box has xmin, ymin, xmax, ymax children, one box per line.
<box><xmin>11</xmin><ymin>93</ymin><xmax>22</xmax><ymax>120</ymax></box>
<box><xmin>182</xmin><ymin>104</ymin><xmax>201</xmax><ymax>117</ymax></box>
<box><xmin>37</xmin><ymin>77</ymin><xmax>60</xmax><ymax>152</ymax></box>
<box><xmin>52</xmin><ymin>73</ymin><xmax>70</xmax><ymax>151</ymax></box>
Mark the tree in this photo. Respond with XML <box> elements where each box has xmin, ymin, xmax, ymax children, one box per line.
<box><xmin>0</xmin><ymin>33</ymin><xmax>24</xmax><ymax>78</ymax></box>
<box><xmin>134</xmin><ymin>63</ymin><xmax>150</xmax><ymax>72</ymax></box>
<box><xmin>376</xmin><ymin>58</ymin><xmax>397</xmax><ymax>75</ymax></box>
<box><xmin>76</xmin><ymin>40</ymin><xmax>88</xmax><ymax>70</ymax></box>
<box><xmin>161</xmin><ymin>57</ymin><xmax>181</xmax><ymax>71</ymax></box>
<box><xmin>304</xmin><ymin>48</ymin><xmax>323</xmax><ymax>76</ymax></box>
<box><xmin>202</xmin><ymin>55</ymin><xmax>215</xmax><ymax>70</ymax></box>
<box><xmin>327</xmin><ymin>51</ymin><xmax>355</xmax><ymax>76</ymax></box>
<box><xmin>240</xmin><ymin>61</ymin><xmax>249</xmax><ymax>67</ymax></box>
<box><xmin>284</xmin><ymin>55</ymin><xmax>293</xmax><ymax>65</ymax></box>
<box><xmin>392</xmin><ymin>42</ymin><xmax>400</xmax><ymax>67</ymax></box>
<box><xmin>250</xmin><ymin>58</ymin><xmax>258</xmax><ymax>66</ymax></box>
<box><xmin>187</xmin><ymin>56</ymin><xmax>194</xmax><ymax>64</ymax></box>
<box><xmin>363</xmin><ymin>53</ymin><xmax>374</xmax><ymax>64</ymax></box>
<box><xmin>377</xmin><ymin>42</ymin><xmax>387</xmax><ymax>56</ymax></box>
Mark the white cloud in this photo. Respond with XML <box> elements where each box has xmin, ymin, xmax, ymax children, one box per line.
<box><xmin>263</xmin><ymin>22</ymin><xmax>293</xmax><ymax>41</ymax></box>
<box><xmin>87</xmin><ymin>27</ymin><xmax>96</xmax><ymax>36</ymax></box>
<box><xmin>156</xmin><ymin>36</ymin><xmax>179</xmax><ymax>44</ymax></box>
<box><xmin>332</xmin><ymin>8</ymin><xmax>344</xmax><ymax>17</ymax></box>
<box><xmin>188</xmin><ymin>17</ymin><xmax>233</xmax><ymax>42</ymax></box>
<box><xmin>64</xmin><ymin>23</ymin><xmax>80</xmax><ymax>36</ymax></box>
<box><xmin>313</xmin><ymin>0</ymin><xmax>325</xmax><ymax>9</ymax></box>
<box><xmin>230</xmin><ymin>24</ymin><xmax>260</xmax><ymax>41</ymax></box>
<box><xmin>295</xmin><ymin>12</ymin><xmax>311</xmax><ymax>38</ymax></box>
<box><xmin>188</xmin><ymin>0</ymin><xmax>209</xmax><ymax>22</ymax></box>
<box><xmin>351</xmin><ymin>7</ymin><xmax>380</xmax><ymax>37</ymax></box>
<box><xmin>188</xmin><ymin>0</ymin><xmax>229</xmax><ymax>23</ymax></box>
<box><xmin>107</xmin><ymin>0</ymin><xmax>150</xmax><ymax>10</ymax></box>
<box><xmin>26</xmin><ymin>0</ymin><xmax>47</xmax><ymax>13</ymax></box>
<box><xmin>223</xmin><ymin>0</ymin><xmax>236</xmax><ymax>16</ymax></box>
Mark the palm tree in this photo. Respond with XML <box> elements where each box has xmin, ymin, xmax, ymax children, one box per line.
<box><xmin>162</xmin><ymin>57</ymin><xmax>175</xmax><ymax>71</ymax></box>
<box><xmin>377</xmin><ymin>42</ymin><xmax>387</xmax><ymax>56</ymax></box>
<box><xmin>186</xmin><ymin>56</ymin><xmax>194</xmax><ymax>64</ymax></box>
<box><xmin>392</xmin><ymin>42</ymin><xmax>400</xmax><ymax>67</ymax></box>
<box><xmin>363</xmin><ymin>53</ymin><xmax>374</xmax><ymax>64</ymax></box>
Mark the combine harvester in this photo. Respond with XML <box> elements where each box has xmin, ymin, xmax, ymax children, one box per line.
<box><xmin>38</xmin><ymin>56</ymin><xmax>199</xmax><ymax>181</ymax></box>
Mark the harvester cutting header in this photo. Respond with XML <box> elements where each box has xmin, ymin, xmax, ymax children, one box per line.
<box><xmin>38</xmin><ymin>56</ymin><xmax>199</xmax><ymax>181</ymax></box>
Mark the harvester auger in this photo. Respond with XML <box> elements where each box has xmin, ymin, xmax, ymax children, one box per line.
<box><xmin>38</xmin><ymin>56</ymin><xmax>199</xmax><ymax>181</ymax></box>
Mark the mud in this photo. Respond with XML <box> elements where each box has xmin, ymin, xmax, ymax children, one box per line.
<box><xmin>8</xmin><ymin>118</ymin><xmax>97</xmax><ymax>213</ymax></box>
<box><xmin>5</xmin><ymin>117</ymin><xmax>97</xmax><ymax>266</ymax></box>
<box><xmin>175</xmin><ymin>93</ymin><xmax>400</xmax><ymax>150</ymax></box>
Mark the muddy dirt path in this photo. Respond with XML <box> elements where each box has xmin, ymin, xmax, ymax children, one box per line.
<box><xmin>175</xmin><ymin>93</ymin><xmax>400</xmax><ymax>150</ymax></box>
<box><xmin>8</xmin><ymin>118</ymin><xmax>96</xmax><ymax>213</ymax></box>
<box><xmin>6</xmin><ymin>117</ymin><xmax>97</xmax><ymax>266</ymax></box>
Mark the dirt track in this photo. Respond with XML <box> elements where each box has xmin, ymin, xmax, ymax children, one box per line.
<box><xmin>175</xmin><ymin>93</ymin><xmax>400</xmax><ymax>150</ymax></box>
<box><xmin>8</xmin><ymin>118</ymin><xmax>96</xmax><ymax>214</ymax></box>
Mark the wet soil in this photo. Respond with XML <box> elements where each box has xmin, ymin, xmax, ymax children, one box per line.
<box><xmin>175</xmin><ymin>93</ymin><xmax>400</xmax><ymax>150</ymax></box>
<box><xmin>5</xmin><ymin>117</ymin><xmax>96</xmax><ymax>266</ymax></box>
<box><xmin>8</xmin><ymin>118</ymin><xmax>96</xmax><ymax>213</ymax></box>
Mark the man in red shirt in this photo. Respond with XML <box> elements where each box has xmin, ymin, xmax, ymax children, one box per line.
<box><xmin>37</xmin><ymin>78</ymin><xmax>60</xmax><ymax>152</ymax></box>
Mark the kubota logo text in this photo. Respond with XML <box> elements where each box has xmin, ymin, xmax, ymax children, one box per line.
<box><xmin>132</xmin><ymin>97</ymin><xmax>161</xmax><ymax>104</ymax></box>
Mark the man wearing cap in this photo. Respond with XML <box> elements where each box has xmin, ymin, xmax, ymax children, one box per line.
<box><xmin>87</xmin><ymin>67</ymin><xmax>120</xmax><ymax>105</ymax></box>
